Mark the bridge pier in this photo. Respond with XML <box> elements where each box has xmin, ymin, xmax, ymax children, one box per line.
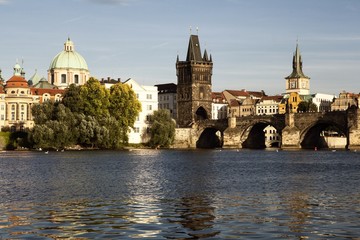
<box><xmin>281</xmin><ymin>113</ymin><xmax>301</xmax><ymax>149</ymax></box>
<box><xmin>281</xmin><ymin>126</ymin><xmax>301</xmax><ymax>149</ymax></box>
<box><xmin>348</xmin><ymin>109</ymin><xmax>360</xmax><ymax>150</ymax></box>
<box><xmin>223</xmin><ymin>127</ymin><xmax>242</xmax><ymax>148</ymax></box>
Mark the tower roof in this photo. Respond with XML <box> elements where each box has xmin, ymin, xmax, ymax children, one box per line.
<box><xmin>285</xmin><ymin>43</ymin><xmax>309</xmax><ymax>79</ymax></box>
<box><xmin>6</xmin><ymin>62</ymin><xmax>28</xmax><ymax>88</ymax></box>
<box><xmin>28</xmin><ymin>69</ymin><xmax>42</xmax><ymax>85</ymax></box>
<box><xmin>49</xmin><ymin>38</ymin><xmax>89</xmax><ymax>71</ymax></box>
<box><xmin>33</xmin><ymin>77</ymin><xmax>58</xmax><ymax>89</ymax></box>
<box><xmin>186</xmin><ymin>35</ymin><xmax>212</xmax><ymax>62</ymax></box>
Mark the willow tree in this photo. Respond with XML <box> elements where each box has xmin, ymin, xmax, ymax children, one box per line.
<box><xmin>148</xmin><ymin>109</ymin><xmax>175</xmax><ymax>148</ymax></box>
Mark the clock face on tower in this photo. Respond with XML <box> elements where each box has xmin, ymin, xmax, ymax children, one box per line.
<box><xmin>290</xmin><ymin>81</ymin><xmax>296</xmax><ymax>89</ymax></box>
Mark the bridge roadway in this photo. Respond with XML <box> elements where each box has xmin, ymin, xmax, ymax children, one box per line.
<box><xmin>191</xmin><ymin>108</ymin><xmax>360</xmax><ymax>150</ymax></box>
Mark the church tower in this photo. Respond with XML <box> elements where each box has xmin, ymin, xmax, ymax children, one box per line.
<box><xmin>176</xmin><ymin>34</ymin><xmax>213</xmax><ymax>127</ymax></box>
<box><xmin>285</xmin><ymin>43</ymin><xmax>310</xmax><ymax>95</ymax></box>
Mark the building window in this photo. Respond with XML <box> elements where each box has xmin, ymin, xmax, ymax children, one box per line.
<box><xmin>74</xmin><ymin>74</ymin><xmax>79</xmax><ymax>84</ymax></box>
<box><xmin>21</xmin><ymin>105</ymin><xmax>25</xmax><ymax>111</ymax></box>
<box><xmin>11</xmin><ymin>112</ymin><xmax>15</xmax><ymax>121</ymax></box>
<box><xmin>147</xmin><ymin>105</ymin><xmax>152</xmax><ymax>111</ymax></box>
<box><xmin>134</xmin><ymin>127</ymin><xmax>140</xmax><ymax>133</ymax></box>
<box><xmin>43</xmin><ymin>94</ymin><xmax>50</xmax><ymax>101</ymax></box>
<box><xmin>146</xmin><ymin>94</ymin><xmax>152</xmax><ymax>100</ymax></box>
<box><xmin>11</xmin><ymin>105</ymin><xmax>15</xmax><ymax>111</ymax></box>
<box><xmin>0</xmin><ymin>114</ymin><xmax>4</xmax><ymax>120</ymax></box>
<box><xmin>0</xmin><ymin>104</ymin><xmax>4</xmax><ymax>111</ymax></box>
<box><xmin>61</xmin><ymin>74</ymin><xmax>66</xmax><ymax>84</ymax></box>
<box><xmin>21</xmin><ymin>112</ymin><xmax>25</xmax><ymax>121</ymax></box>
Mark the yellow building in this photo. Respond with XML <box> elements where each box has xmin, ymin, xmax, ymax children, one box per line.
<box><xmin>1</xmin><ymin>63</ymin><xmax>39</xmax><ymax>131</ymax></box>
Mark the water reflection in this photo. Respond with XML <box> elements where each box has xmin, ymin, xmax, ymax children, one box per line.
<box><xmin>0</xmin><ymin>150</ymin><xmax>359</xmax><ymax>239</ymax></box>
<box><xmin>176</xmin><ymin>196</ymin><xmax>219</xmax><ymax>238</ymax></box>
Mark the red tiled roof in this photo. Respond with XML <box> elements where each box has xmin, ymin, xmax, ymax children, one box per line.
<box><xmin>6</xmin><ymin>75</ymin><xmax>28</xmax><ymax>88</ymax></box>
<box><xmin>225</xmin><ymin>89</ymin><xmax>266</xmax><ymax>98</ymax></box>
<box><xmin>212</xmin><ymin>92</ymin><xmax>227</xmax><ymax>103</ymax></box>
<box><xmin>30</xmin><ymin>88</ymin><xmax>65</xmax><ymax>96</ymax></box>
<box><xmin>260</xmin><ymin>95</ymin><xmax>283</xmax><ymax>102</ymax></box>
<box><xmin>229</xmin><ymin>99</ymin><xmax>240</xmax><ymax>107</ymax></box>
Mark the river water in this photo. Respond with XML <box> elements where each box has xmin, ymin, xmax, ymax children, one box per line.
<box><xmin>0</xmin><ymin>149</ymin><xmax>359</xmax><ymax>239</ymax></box>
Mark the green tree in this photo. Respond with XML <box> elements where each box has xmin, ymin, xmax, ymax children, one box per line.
<box><xmin>80</xmin><ymin>77</ymin><xmax>110</xmax><ymax>118</ymax></box>
<box><xmin>62</xmin><ymin>84</ymin><xmax>83</xmax><ymax>113</ymax></box>
<box><xmin>148</xmin><ymin>109</ymin><xmax>176</xmax><ymax>148</ymax></box>
<box><xmin>32</xmin><ymin>101</ymin><xmax>55</xmax><ymax>124</ymax></box>
<box><xmin>297</xmin><ymin>101</ymin><xmax>308</xmax><ymax>113</ymax></box>
<box><xmin>109</xmin><ymin>83</ymin><xmax>141</xmax><ymax>144</ymax></box>
<box><xmin>109</xmin><ymin>83</ymin><xmax>141</xmax><ymax>126</ymax></box>
<box><xmin>29</xmin><ymin>78</ymin><xmax>143</xmax><ymax>150</ymax></box>
<box><xmin>30</xmin><ymin>124</ymin><xmax>55</xmax><ymax>149</ymax></box>
<box><xmin>297</xmin><ymin>100</ymin><xmax>318</xmax><ymax>113</ymax></box>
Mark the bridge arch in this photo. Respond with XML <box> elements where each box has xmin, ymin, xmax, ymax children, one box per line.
<box><xmin>195</xmin><ymin>107</ymin><xmax>208</xmax><ymax>121</ymax></box>
<box><xmin>240</xmin><ymin>120</ymin><xmax>282</xmax><ymax>149</ymax></box>
<box><xmin>300</xmin><ymin>120</ymin><xmax>348</xmax><ymax>149</ymax></box>
<box><xmin>196</xmin><ymin>127</ymin><xmax>223</xmax><ymax>148</ymax></box>
<box><xmin>194</xmin><ymin>119</ymin><xmax>228</xmax><ymax>149</ymax></box>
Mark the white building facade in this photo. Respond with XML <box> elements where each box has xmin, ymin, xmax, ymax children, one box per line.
<box><xmin>211</xmin><ymin>92</ymin><xmax>228</xmax><ymax>120</ymax></box>
<box><xmin>156</xmin><ymin>83</ymin><xmax>177</xmax><ymax>120</ymax></box>
<box><xmin>312</xmin><ymin>93</ymin><xmax>336</xmax><ymax>112</ymax></box>
<box><xmin>123</xmin><ymin>78</ymin><xmax>158</xmax><ymax>144</ymax></box>
<box><xmin>255</xmin><ymin>96</ymin><xmax>282</xmax><ymax>116</ymax></box>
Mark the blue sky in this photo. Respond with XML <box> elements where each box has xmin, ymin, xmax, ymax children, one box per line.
<box><xmin>0</xmin><ymin>0</ymin><xmax>359</xmax><ymax>95</ymax></box>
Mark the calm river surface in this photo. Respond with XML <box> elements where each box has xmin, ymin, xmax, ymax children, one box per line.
<box><xmin>0</xmin><ymin>149</ymin><xmax>359</xmax><ymax>239</ymax></box>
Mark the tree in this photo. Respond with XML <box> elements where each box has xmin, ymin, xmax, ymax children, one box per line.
<box><xmin>148</xmin><ymin>109</ymin><xmax>176</xmax><ymax>148</ymax></box>
<box><xmin>32</xmin><ymin>101</ymin><xmax>55</xmax><ymax>124</ymax></box>
<box><xmin>62</xmin><ymin>84</ymin><xmax>83</xmax><ymax>113</ymax></box>
<box><xmin>297</xmin><ymin>101</ymin><xmax>308</xmax><ymax>113</ymax></box>
<box><xmin>80</xmin><ymin>77</ymin><xmax>110</xmax><ymax>118</ymax></box>
<box><xmin>29</xmin><ymin>78</ymin><xmax>143</xmax><ymax>150</ymax></box>
<box><xmin>29</xmin><ymin>103</ymin><xmax>78</xmax><ymax>149</ymax></box>
<box><xmin>297</xmin><ymin>100</ymin><xmax>318</xmax><ymax>113</ymax></box>
<box><xmin>109</xmin><ymin>83</ymin><xmax>141</xmax><ymax>127</ymax></box>
<box><xmin>109</xmin><ymin>83</ymin><xmax>141</xmax><ymax>144</ymax></box>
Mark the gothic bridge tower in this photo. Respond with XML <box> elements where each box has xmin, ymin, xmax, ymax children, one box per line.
<box><xmin>176</xmin><ymin>34</ymin><xmax>213</xmax><ymax>127</ymax></box>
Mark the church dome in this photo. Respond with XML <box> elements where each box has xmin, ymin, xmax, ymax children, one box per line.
<box><xmin>49</xmin><ymin>38</ymin><xmax>88</xmax><ymax>71</ymax></box>
<box><xmin>6</xmin><ymin>76</ymin><xmax>28</xmax><ymax>88</ymax></box>
<box><xmin>6</xmin><ymin>62</ymin><xmax>28</xmax><ymax>88</ymax></box>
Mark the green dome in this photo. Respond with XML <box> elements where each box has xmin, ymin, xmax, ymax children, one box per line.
<box><xmin>49</xmin><ymin>38</ymin><xmax>88</xmax><ymax>71</ymax></box>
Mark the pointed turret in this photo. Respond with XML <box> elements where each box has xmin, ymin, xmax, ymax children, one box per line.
<box><xmin>203</xmin><ymin>49</ymin><xmax>209</xmax><ymax>61</ymax></box>
<box><xmin>13</xmin><ymin>62</ymin><xmax>22</xmax><ymax>76</ymax></box>
<box><xmin>186</xmin><ymin>35</ymin><xmax>203</xmax><ymax>62</ymax></box>
<box><xmin>286</xmin><ymin>44</ymin><xmax>309</xmax><ymax>79</ymax></box>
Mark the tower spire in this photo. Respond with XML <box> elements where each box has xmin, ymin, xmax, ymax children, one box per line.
<box><xmin>286</xmin><ymin>42</ymin><xmax>308</xmax><ymax>79</ymax></box>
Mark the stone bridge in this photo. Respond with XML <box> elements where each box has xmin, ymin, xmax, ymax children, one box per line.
<box><xmin>173</xmin><ymin>108</ymin><xmax>360</xmax><ymax>150</ymax></box>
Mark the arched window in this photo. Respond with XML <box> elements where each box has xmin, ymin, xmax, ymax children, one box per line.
<box><xmin>74</xmin><ymin>74</ymin><xmax>79</xmax><ymax>84</ymax></box>
<box><xmin>61</xmin><ymin>74</ymin><xmax>66</xmax><ymax>84</ymax></box>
